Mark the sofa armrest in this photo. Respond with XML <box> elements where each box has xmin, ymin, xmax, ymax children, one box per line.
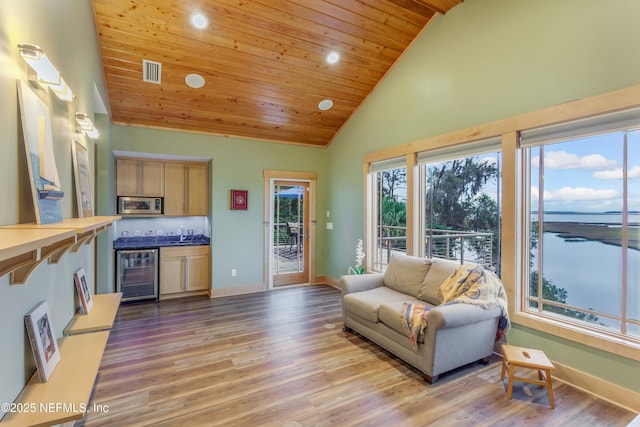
<box><xmin>339</xmin><ymin>273</ymin><xmax>384</xmax><ymax>296</ymax></box>
<box><xmin>427</xmin><ymin>303</ymin><xmax>501</xmax><ymax>330</ymax></box>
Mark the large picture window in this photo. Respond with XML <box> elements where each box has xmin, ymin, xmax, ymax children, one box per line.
<box><xmin>522</xmin><ymin>123</ymin><xmax>640</xmax><ymax>340</ymax></box>
<box><xmin>368</xmin><ymin>140</ymin><xmax>502</xmax><ymax>273</ymax></box>
<box><xmin>418</xmin><ymin>140</ymin><xmax>502</xmax><ymax>273</ymax></box>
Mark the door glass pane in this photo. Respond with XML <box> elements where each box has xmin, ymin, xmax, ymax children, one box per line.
<box><xmin>273</xmin><ymin>183</ymin><xmax>305</xmax><ymax>276</ymax></box>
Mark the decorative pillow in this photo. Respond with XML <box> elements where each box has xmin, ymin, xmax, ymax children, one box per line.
<box><xmin>383</xmin><ymin>253</ymin><xmax>432</xmax><ymax>298</ymax></box>
<box><xmin>418</xmin><ymin>258</ymin><xmax>461</xmax><ymax>305</ymax></box>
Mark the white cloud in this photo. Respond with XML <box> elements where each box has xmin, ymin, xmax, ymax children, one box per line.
<box><xmin>532</xmin><ymin>150</ymin><xmax>616</xmax><ymax>170</ymax></box>
<box><xmin>481</xmin><ymin>156</ymin><xmax>497</xmax><ymax>166</ymax></box>
<box><xmin>593</xmin><ymin>165</ymin><xmax>640</xmax><ymax>180</ymax></box>
<box><xmin>543</xmin><ymin>187</ymin><xmax>619</xmax><ymax>201</ymax></box>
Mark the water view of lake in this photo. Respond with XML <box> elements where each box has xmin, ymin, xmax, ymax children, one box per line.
<box><xmin>530</xmin><ymin>212</ymin><xmax>639</xmax><ymax>332</ymax></box>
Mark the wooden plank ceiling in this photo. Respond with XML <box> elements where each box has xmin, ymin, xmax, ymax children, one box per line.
<box><xmin>93</xmin><ymin>0</ymin><xmax>463</xmax><ymax>147</ymax></box>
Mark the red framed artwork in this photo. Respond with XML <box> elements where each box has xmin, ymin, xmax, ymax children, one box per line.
<box><xmin>230</xmin><ymin>189</ymin><xmax>248</xmax><ymax>210</ymax></box>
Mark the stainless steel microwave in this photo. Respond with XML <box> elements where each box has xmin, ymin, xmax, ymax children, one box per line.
<box><xmin>117</xmin><ymin>196</ymin><xmax>163</xmax><ymax>215</ymax></box>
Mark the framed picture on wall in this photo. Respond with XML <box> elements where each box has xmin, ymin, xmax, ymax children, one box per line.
<box><xmin>17</xmin><ymin>79</ymin><xmax>64</xmax><ymax>224</ymax></box>
<box><xmin>71</xmin><ymin>139</ymin><xmax>94</xmax><ymax>217</ymax></box>
<box><xmin>230</xmin><ymin>189</ymin><xmax>248</xmax><ymax>210</ymax></box>
<box><xmin>25</xmin><ymin>301</ymin><xmax>61</xmax><ymax>382</ymax></box>
<box><xmin>73</xmin><ymin>267</ymin><xmax>93</xmax><ymax>314</ymax></box>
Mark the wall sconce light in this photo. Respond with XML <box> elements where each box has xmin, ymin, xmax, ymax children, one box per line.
<box><xmin>18</xmin><ymin>42</ymin><xmax>74</xmax><ymax>102</ymax></box>
<box><xmin>75</xmin><ymin>113</ymin><xmax>99</xmax><ymax>139</ymax></box>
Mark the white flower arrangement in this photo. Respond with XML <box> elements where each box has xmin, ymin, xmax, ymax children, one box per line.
<box><xmin>348</xmin><ymin>238</ymin><xmax>366</xmax><ymax>274</ymax></box>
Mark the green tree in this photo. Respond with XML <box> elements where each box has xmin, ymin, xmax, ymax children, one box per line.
<box><xmin>378</xmin><ymin>169</ymin><xmax>408</xmax><ymax>252</ymax></box>
<box><xmin>425</xmin><ymin>158</ymin><xmax>498</xmax><ymax>261</ymax></box>
<box><xmin>381</xmin><ymin>169</ymin><xmax>406</xmax><ymax>201</ymax></box>
<box><xmin>425</xmin><ymin>158</ymin><xmax>498</xmax><ymax>230</ymax></box>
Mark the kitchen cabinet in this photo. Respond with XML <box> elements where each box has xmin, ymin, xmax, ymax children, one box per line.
<box><xmin>160</xmin><ymin>246</ymin><xmax>210</xmax><ymax>296</ymax></box>
<box><xmin>116</xmin><ymin>158</ymin><xmax>165</xmax><ymax>197</ymax></box>
<box><xmin>164</xmin><ymin>162</ymin><xmax>208</xmax><ymax>216</ymax></box>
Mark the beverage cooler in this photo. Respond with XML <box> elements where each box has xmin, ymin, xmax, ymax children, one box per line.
<box><xmin>116</xmin><ymin>249</ymin><xmax>158</xmax><ymax>302</ymax></box>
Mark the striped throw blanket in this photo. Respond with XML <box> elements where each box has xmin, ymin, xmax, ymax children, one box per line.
<box><xmin>401</xmin><ymin>302</ymin><xmax>432</xmax><ymax>350</ymax></box>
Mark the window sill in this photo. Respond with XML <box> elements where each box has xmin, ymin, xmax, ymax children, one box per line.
<box><xmin>511</xmin><ymin>310</ymin><xmax>640</xmax><ymax>363</ymax></box>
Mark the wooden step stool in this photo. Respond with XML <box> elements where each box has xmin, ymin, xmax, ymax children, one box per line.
<box><xmin>501</xmin><ymin>344</ymin><xmax>555</xmax><ymax>409</ymax></box>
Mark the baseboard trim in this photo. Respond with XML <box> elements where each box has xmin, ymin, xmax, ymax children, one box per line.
<box><xmin>323</xmin><ymin>275</ymin><xmax>340</xmax><ymax>289</ymax></box>
<box><xmin>210</xmin><ymin>283</ymin><xmax>267</xmax><ymax>298</ymax></box>
<box><xmin>551</xmin><ymin>361</ymin><xmax>640</xmax><ymax>413</ymax></box>
<box><xmin>314</xmin><ymin>275</ymin><xmax>339</xmax><ymax>289</ymax></box>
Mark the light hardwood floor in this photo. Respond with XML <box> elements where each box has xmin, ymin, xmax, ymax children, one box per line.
<box><xmin>77</xmin><ymin>285</ymin><xmax>636</xmax><ymax>427</ymax></box>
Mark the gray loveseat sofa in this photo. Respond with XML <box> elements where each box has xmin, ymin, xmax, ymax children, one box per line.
<box><xmin>340</xmin><ymin>253</ymin><xmax>501</xmax><ymax>383</ymax></box>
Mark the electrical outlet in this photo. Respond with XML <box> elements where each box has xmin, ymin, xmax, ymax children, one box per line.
<box><xmin>326</xmin><ymin>222</ymin><xmax>333</xmax><ymax>230</ymax></box>
<box><xmin>231</xmin><ymin>269</ymin><xmax>237</xmax><ymax>277</ymax></box>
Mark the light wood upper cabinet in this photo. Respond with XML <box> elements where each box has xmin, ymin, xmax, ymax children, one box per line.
<box><xmin>163</xmin><ymin>162</ymin><xmax>208</xmax><ymax>216</ymax></box>
<box><xmin>187</xmin><ymin>163</ymin><xmax>208</xmax><ymax>216</ymax></box>
<box><xmin>164</xmin><ymin>163</ymin><xmax>187</xmax><ymax>215</ymax></box>
<box><xmin>116</xmin><ymin>159</ymin><xmax>165</xmax><ymax>197</ymax></box>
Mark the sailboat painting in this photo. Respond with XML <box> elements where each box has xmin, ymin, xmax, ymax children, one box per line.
<box><xmin>17</xmin><ymin>80</ymin><xmax>64</xmax><ymax>224</ymax></box>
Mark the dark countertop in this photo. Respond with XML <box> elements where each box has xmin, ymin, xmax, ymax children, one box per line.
<box><xmin>113</xmin><ymin>234</ymin><xmax>210</xmax><ymax>249</ymax></box>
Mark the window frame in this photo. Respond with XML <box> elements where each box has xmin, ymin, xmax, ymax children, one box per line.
<box><xmin>417</xmin><ymin>140</ymin><xmax>503</xmax><ymax>269</ymax></box>
<box><xmin>518</xmin><ymin>129</ymin><xmax>640</xmax><ymax>345</ymax></box>
<box><xmin>366</xmin><ymin>158</ymin><xmax>408</xmax><ymax>272</ymax></box>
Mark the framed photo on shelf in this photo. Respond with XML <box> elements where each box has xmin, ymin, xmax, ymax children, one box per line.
<box><xmin>71</xmin><ymin>139</ymin><xmax>94</xmax><ymax>218</ymax></box>
<box><xmin>230</xmin><ymin>189</ymin><xmax>248</xmax><ymax>210</ymax></box>
<box><xmin>25</xmin><ymin>301</ymin><xmax>61</xmax><ymax>382</ymax></box>
<box><xmin>74</xmin><ymin>267</ymin><xmax>93</xmax><ymax>314</ymax></box>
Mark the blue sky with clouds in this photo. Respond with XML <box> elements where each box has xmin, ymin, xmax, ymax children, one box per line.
<box><xmin>531</xmin><ymin>130</ymin><xmax>640</xmax><ymax>212</ymax></box>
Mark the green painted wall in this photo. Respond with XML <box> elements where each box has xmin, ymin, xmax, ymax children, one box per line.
<box><xmin>109</xmin><ymin>126</ymin><xmax>328</xmax><ymax>291</ymax></box>
<box><xmin>0</xmin><ymin>0</ymin><xmax>109</xmax><ymax>412</ymax></box>
<box><xmin>326</xmin><ymin>0</ymin><xmax>640</xmax><ymax>392</ymax></box>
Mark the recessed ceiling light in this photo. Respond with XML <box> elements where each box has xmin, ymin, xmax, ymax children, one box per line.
<box><xmin>318</xmin><ymin>99</ymin><xmax>333</xmax><ymax>111</ymax></box>
<box><xmin>326</xmin><ymin>52</ymin><xmax>340</xmax><ymax>64</ymax></box>
<box><xmin>190</xmin><ymin>12</ymin><xmax>208</xmax><ymax>30</ymax></box>
<box><xmin>185</xmin><ymin>73</ymin><xmax>205</xmax><ymax>88</ymax></box>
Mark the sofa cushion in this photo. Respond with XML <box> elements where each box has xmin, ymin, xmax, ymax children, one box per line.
<box><xmin>379</xmin><ymin>299</ymin><xmax>432</xmax><ymax>344</ymax></box>
<box><xmin>343</xmin><ymin>286</ymin><xmax>410</xmax><ymax>323</ymax></box>
<box><xmin>418</xmin><ymin>258</ymin><xmax>461</xmax><ymax>305</ymax></box>
<box><xmin>383</xmin><ymin>253</ymin><xmax>432</xmax><ymax>298</ymax></box>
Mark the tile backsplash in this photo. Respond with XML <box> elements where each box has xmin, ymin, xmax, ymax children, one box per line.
<box><xmin>113</xmin><ymin>216</ymin><xmax>209</xmax><ymax>239</ymax></box>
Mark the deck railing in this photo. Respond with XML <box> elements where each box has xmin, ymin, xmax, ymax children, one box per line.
<box><xmin>375</xmin><ymin>226</ymin><xmax>494</xmax><ymax>270</ymax></box>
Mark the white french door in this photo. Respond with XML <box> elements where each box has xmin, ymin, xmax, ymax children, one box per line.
<box><xmin>263</xmin><ymin>170</ymin><xmax>316</xmax><ymax>289</ymax></box>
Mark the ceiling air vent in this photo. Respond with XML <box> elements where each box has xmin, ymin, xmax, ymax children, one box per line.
<box><xmin>143</xmin><ymin>59</ymin><xmax>162</xmax><ymax>84</ymax></box>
